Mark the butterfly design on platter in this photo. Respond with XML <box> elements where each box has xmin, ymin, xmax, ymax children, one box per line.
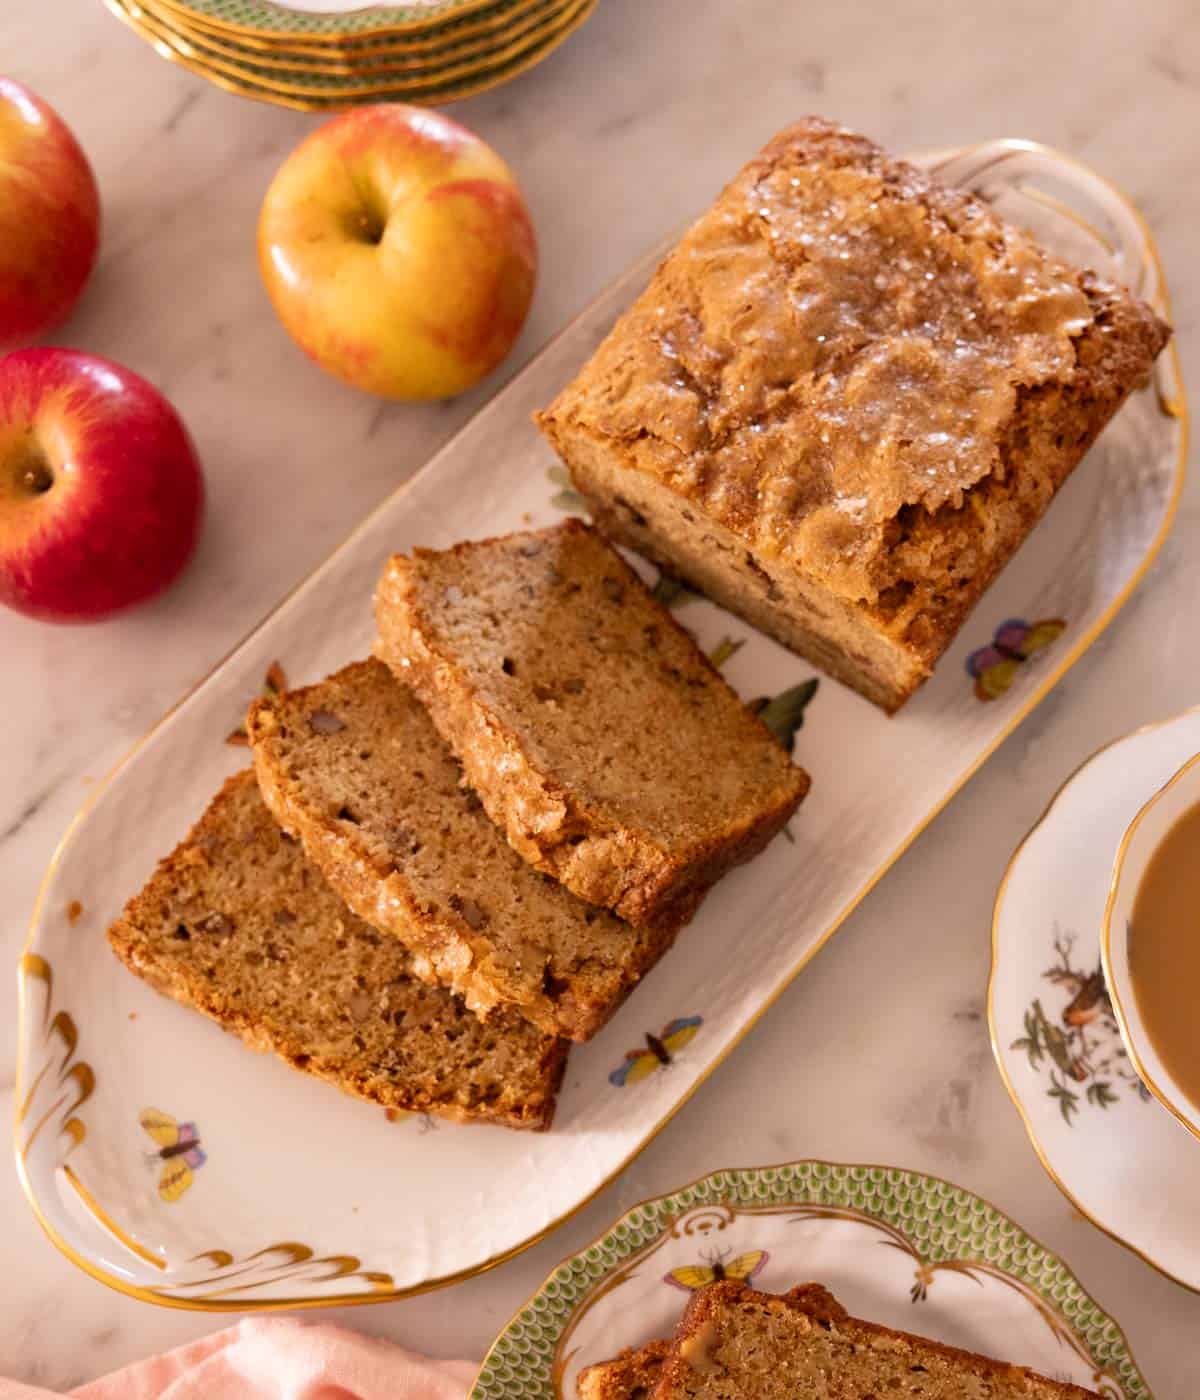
<box><xmin>748</xmin><ymin>678</ymin><xmax>819</xmax><ymax>754</ymax></box>
<box><xmin>140</xmin><ymin>1108</ymin><xmax>207</xmax><ymax>1203</ymax></box>
<box><xmin>665</xmin><ymin>1248</ymin><xmax>770</xmax><ymax>1292</ymax></box>
<box><xmin>966</xmin><ymin>619</ymin><xmax>1066</xmax><ymax>701</ymax></box>
<box><xmin>608</xmin><ymin>1016</ymin><xmax>703</xmax><ymax>1087</ymax></box>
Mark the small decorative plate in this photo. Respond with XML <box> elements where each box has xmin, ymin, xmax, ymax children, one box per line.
<box><xmin>104</xmin><ymin>0</ymin><xmax>595</xmax><ymax>109</ymax></box>
<box><xmin>472</xmin><ymin>1161</ymin><xmax>1150</xmax><ymax>1399</ymax></box>
<box><xmin>15</xmin><ymin>143</ymin><xmax>1185</xmax><ymax>1310</ymax></box>
<box><xmin>139</xmin><ymin>0</ymin><xmax>568</xmax><ymax>73</ymax></box>
<box><xmin>137</xmin><ymin>0</ymin><xmax>557</xmax><ymax>42</ymax></box>
<box><xmin>150</xmin><ymin>0</ymin><xmax>545</xmax><ymax>52</ymax></box>
<box><xmin>116</xmin><ymin>0</ymin><xmax>586</xmax><ymax>93</ymax></box>
<box><xmin>991</xmin><ymin>708</ymin><xmax>1200</xmax><ymax>1291</ymax></box>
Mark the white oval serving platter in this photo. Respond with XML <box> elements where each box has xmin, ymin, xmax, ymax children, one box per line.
<box><xmin>16</xmin><ymin>140</ymin><xmax>1186</xmax><ymax>1308</ymax></box>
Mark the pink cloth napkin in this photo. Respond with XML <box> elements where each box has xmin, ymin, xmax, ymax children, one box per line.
<box><xmin>0</xmin><ymin>1319</ymin><xmax>476</xmax><ymax>1400</ymax></box>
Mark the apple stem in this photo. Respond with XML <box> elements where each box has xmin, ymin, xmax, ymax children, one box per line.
<box><xmin>355</xmin><ymin>208</ymin><xmax>385</xmax><ymax>246</ymax></box>
<box><xmin>12</xmin><ymin>439</ymin><xmax>54</xmax><ymax>497</ymax></box>
<box><xmin>344</xmin><ymin>170</ymin><xmax>386</xmax><ymax>246</ymax></box>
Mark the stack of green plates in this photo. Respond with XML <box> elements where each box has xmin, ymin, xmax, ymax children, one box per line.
<box><xmin>103</xmin><ymin>0</ymin><xmax>598</xmax><ymax>110</ymax></box>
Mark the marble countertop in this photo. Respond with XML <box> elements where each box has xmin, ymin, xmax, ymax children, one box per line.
<box><xmin>3</xmin><ymin>0</ymin><xmax>1198</xmax><ymax>1390</ymax></box>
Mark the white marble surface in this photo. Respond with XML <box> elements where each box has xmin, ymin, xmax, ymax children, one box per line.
<box><xmin>2</xmin><ymin>0</ymin><xmax>1198</xmax><ymax>1390</ymax></box>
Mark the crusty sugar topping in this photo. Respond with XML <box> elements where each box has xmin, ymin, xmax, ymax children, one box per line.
<box><xmin>554</xmin><ymin>118</ymin><xmax>1098</xmax><ymax>603</ymax></box>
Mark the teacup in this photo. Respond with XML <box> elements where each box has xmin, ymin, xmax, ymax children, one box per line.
<box><xmin>1102</xmin><ymin>750</ymin><xmax>1200</xmax><ymax>1142</ymax></box>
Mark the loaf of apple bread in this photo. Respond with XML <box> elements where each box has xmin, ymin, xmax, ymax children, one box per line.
<box><xmin>537</xmin><ymin>117</ymin><xmax>1170</xmax><ymax>711</ymax></box>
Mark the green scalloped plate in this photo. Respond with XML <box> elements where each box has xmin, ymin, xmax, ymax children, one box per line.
<box><xmin>143</xmin><ymin>0</ymin><xmax>564</xmax><ymax>71</ymax></box>
<box><xmin>118</xmin><ymin>0</ymin><xmax>583</xmax><ymax>93</ymax></box>
<box><xmin>473</xmin><ymin>1161</ymin><xmax>1150</xmax><ymax>1400</ymax></box>
<box><xmin>105</xmin><ymin>0</ymin><xmax>594</xmax><ymax>108</ymax></box>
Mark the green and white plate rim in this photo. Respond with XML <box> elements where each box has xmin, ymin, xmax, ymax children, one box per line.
<box><xmin>147</xmin><ymin>0</ymin><xmax>575</xmax><ymax>67</ymax></box>
<box><xmin>114</xmin><ymin>0</ymin><xmax>590</xmax><ymax>98</ymax></box>
<box><xmin>150</xmin><ymin>0</ymin><xmax>557</xmax><ymax>41</ymax></box>
<box><xmin>107</xmin><ymin>0</ymin><xmax>594</xmax><ymax>112</ymax></box>
<box><xmin>13</xmin><ymin>141</ymin><xmax>1187</xmax><ymax>1314</ymax></box>
<box><xmin>473</xmin><ymin>1159</ymin><xmax>1149</xmax><ymax>1399</ymax></box>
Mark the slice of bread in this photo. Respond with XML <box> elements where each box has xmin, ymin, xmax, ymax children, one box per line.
<box><xmin>108</xmin><ymin>771</ymin><xmax>568</xmax><ymax>1130</ymax></box>
<box><xmin>375</xmin><ymin>520</ymin><xmax>809</xmax><ymax>930</ymax></box>
<box><xmin>577</xmin><ymin>1341</ymin><xmax>671</xmax><ymax>1400</ymax></box>
<box><xmin>654</xmin><ymin>1281</ymin><xmax>1100</xmax><ymax>1398</ymax></box>
<box><xmin>246</xmin><ymin>660</ymin><xmax>674</xmax><ymax>1041</ymax></box>
<box><xmin>577</xmin><ymin>1286</ymin><xmax>846</xmax><ymax>1400</ymax></box>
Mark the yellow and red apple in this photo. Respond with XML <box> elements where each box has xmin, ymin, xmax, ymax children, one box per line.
<box><xmin>0</xmin><ymin>78</ymin><xmax>100</xmax><ymax>351</ymax></box>
<box><xmin>0</xmin><ymin>349</ymin><xmax>204</xmax><ymax>622</ymax></box>
<box><xmin>258</xmin><ymin>105</ymin><xmax>537</xmax><ymax>401</ymax></box>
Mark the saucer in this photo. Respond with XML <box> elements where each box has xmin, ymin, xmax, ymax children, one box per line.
<box><xmin>473</xmin><ymin>1160</ymin><xmax>1149</xmax><ymax>1399</ymax></box>
<box><xmin>990</xmin><ymin>707</ymin><xmax>1200</xmax><ymax>1291</ymax></box>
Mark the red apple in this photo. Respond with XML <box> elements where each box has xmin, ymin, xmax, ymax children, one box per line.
<box><xmin>0</xmin><ymin>348</ymin><xmax>204</xmax><ymax>622</ymax></box>
<box><xmin>0</xmin><ymin>79</ymin><xmax>101</xmax><ymax>351</ymax></box>
<box><xmin>258</xmin><ymin>105</ymin><xmax>536</xmax><ymax>401</ymax></box>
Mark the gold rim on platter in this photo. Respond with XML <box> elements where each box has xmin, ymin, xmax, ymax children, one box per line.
<box><xmin>148</xmin><ymin>0</ymin><xmax>563</xmax><ymax>64</ymax></box>
<box><xmin>1100</xmin><ymin>750</ymin><xmax>1200</xmax><ymax>1144</ymax></box>
<box><xmin>152</xmin><ymin>0</ymin><xmax>556</xmax><ymax>45</ymax></box>
<box><xmin>104</xmin><ymin>0</ymin><xmax>595</xmax><ymax>108</ymax></box>
<box><xmin>988</xmin><ymin>710</ymin><xmax>1200</xmax><ymax>1298</ymax></box>
<box><xmin>140</xmin><ymin>0</ymin><xmax>567</xmax><ymax>74</ymax></box>
<box><xmin>14</xmin><ymin>142</ymin><xmax>1189</xmax><ymax>1312</ymax></box>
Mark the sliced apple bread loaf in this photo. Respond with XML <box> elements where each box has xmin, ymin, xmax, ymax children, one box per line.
<box><xmin>246</xmin><ymin>659</ymin><xmax>675</xmax><ymax>1041</ymax></box>
<box><xmin>577</xmin><ymin>1285</ymin><xmax>846</xmax><ymax>1400</ymax></box>
<box><xmin>652</xmin><ymin>1281</ymin><xmax>1101</xmax><ymax>1399</ymax></box>
<box><xmin>108</xmin><ymin>771</ymin><xmax>569</xmax><ymax>1130</ymax></box>
<box><xmin>375</xmin><ymin>520</ymin><xmax>809</xmax><ymax>929</ymax></box>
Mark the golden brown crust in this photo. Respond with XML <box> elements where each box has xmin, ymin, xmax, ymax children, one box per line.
<box><xmin>538</xmin><ymin>117</ymin><xmax>1170</xmax><ymax>711</ymax></box>
<box><xmin>579</xmin><ymin>1340</ymin><xmax>672</xmax><ymax>1400</ymax></box>
<box><xmin>247</xmin><ymin>660</ymin><xmax>673</xmax><ymax>1042</ymax></box>
<box><xmin>107</xmin><ymin>771</ymin><xmax>568</xmax><ymax>1131</ymax></box>
<box><xmin>374</xmin><ymin>520</ymin><xmax>808</xmax><ymax>929</ymax></box>
<box><xmin>656</xmin><ymin>1281</ymin><xmax>1100</xmax><ymax>1398</ymax></box>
